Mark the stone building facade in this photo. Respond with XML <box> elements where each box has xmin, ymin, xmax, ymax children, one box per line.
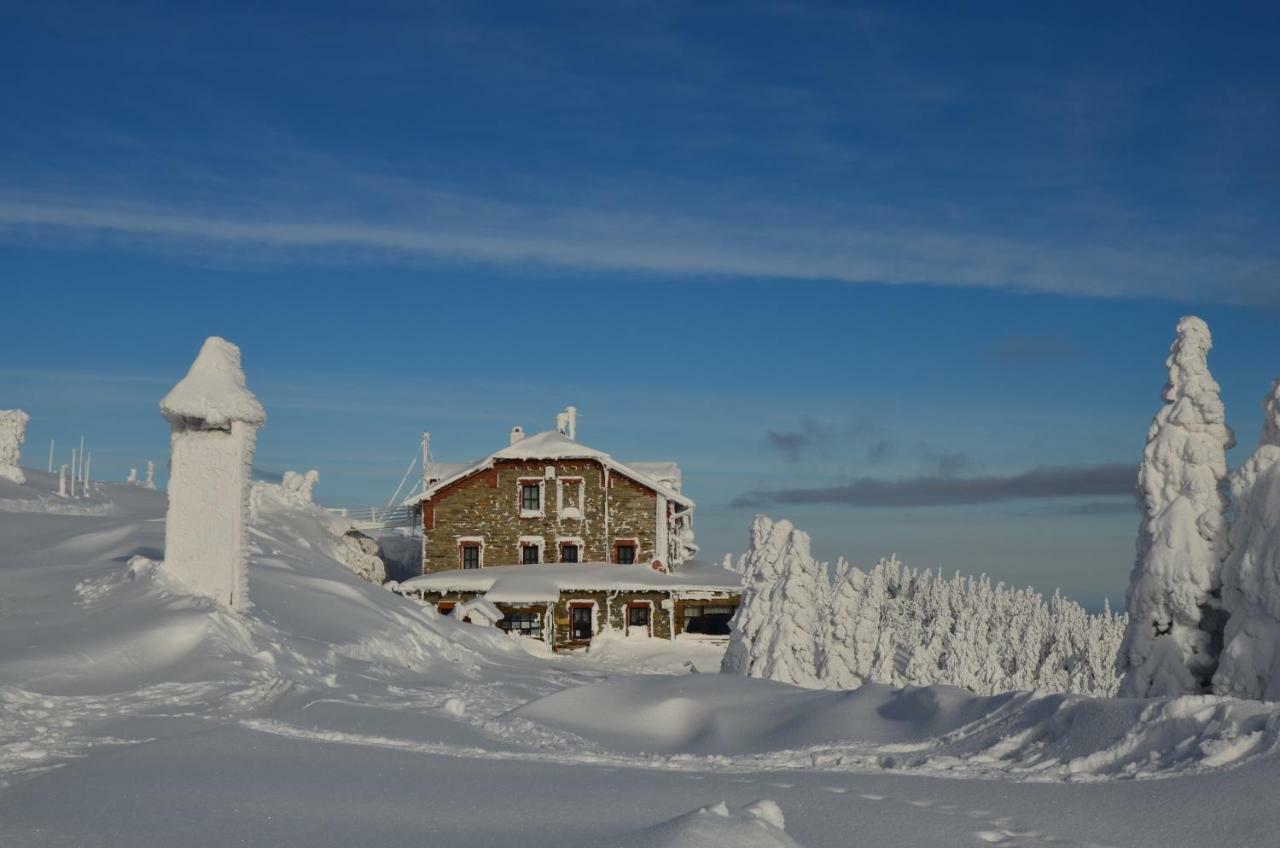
<box><xmin>398</xmin><ymin>412</ymin><xmax>739</xmax><ymax>649</ymax></box>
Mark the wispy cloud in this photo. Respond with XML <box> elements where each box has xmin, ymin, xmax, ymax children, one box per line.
<box><xmin>732</xmin><ymin>462</ymin><xmax>1134</xmax><ymax>508</ymax></box>
<box><xmin>0</xmin><ymin>190</ymin><xmax>1273</xmax><ymax>303</ymax></box>
<box><xmin>764</xmin><ymin>417</ymin><xmax>879</xmax><ymax>463</ymax></box>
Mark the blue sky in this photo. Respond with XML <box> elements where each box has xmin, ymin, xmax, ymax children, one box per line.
<box><xmin>2</xmin><ymin>1</ymin><xmax>1278</xmax><ymax>608</ymax></box>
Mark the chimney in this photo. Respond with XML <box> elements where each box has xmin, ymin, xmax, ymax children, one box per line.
<box><xmin>421</xmin><ymin>432</ymin><xmax>431</xmax><ymax>488</ymax></box>
<box><xmin>510</xmin><ymin>425</ymin><xmax>525</xmax><ymax>445</ymax></box>
<box><xmin>556</xmin><ymin>406</ymin><xmax>578</xmax><ymax>440</ymax></box>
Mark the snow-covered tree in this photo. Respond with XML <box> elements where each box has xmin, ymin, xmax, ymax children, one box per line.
<box><xmin>1119</xmin><ymin>316</ymin><xmax>1235</xmax><ymax>697</ymax></box>
<box><xmin>725</xmin><ymin>516</ymin><xmax>1125</xmax><ymax>696</ymax></box>
<box><xmin>722</xmin><ymin>516</ymin><xmax>825</xmax><ymax>687</ymax></box>
<box><xmin>0</xmin><ymin>409</ymin><xmax>30</xmax><ymax>484</ymax></box>
<box><xmin>1214</xmin><ymin>380</ymin><xmax>1280</xmax><ymax>700</ymax></box>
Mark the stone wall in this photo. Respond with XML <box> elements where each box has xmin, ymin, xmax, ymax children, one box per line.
<box><xmin>421</xmin><ymin>458</ymin><xmax>660</xmax><ymax>573</ymax></box>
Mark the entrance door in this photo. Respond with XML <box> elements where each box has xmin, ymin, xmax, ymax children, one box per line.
<box><xmin>570</xmin><ymin>606</ymin><xmax>593</xmax><ymax>641</ymax></box>
<box><xmin>627</xmin><ymin>604</ymin><xmax>650</xmax><ymax>635</ymax></box>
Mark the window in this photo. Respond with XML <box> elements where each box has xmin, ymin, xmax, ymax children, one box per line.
<box><xmin>615</xmin><ymin>542</ymin><xmax>636</xmax><ymax>565</ymax></box>
<box><xmin>560</xmin><ymin>543</ymin><xmax>579</xmax><ymax>563</ymax></box>
<box><xmin>521</xmin><ymin>544</ymin><xmax>540</xmax><ymax>565</ymax></box>
<box><xmin>627</xmin><ymin>604</ymin><xmax>650</xmax><ymax>631</ymax></box>
<box><xmin>499</xmin><ymin>611</ymin><xmax>543</xmax><ymax>639</ymax></box>
<box><xmin>461</xmin><ymin>544</ymin><xmax>481</xmax><ymax>570</ymax></box>
<box><xmin>570</xmin><ymin>605</ymin><xmax>593</xmax><ymax>641</ymax></box>
<box><xmin>682</xmin><ymin>604</ymin><xmax>734</xmax><ymax>636</ymax></box>
<box><xmin>521</xmin><ymin>482</ymin><xmax>541</xmax><ymax>512</ymax></box>
<box><xmin>557</xmin><ymin>477</ymin><xmax>584</xmax><ymax>519</ymax></box>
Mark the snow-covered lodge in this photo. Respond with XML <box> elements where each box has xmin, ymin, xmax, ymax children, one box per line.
<box><xmin>396</xmin><ymin>409</ymin><xmax>741</xmax><ymax>649</ymax></box>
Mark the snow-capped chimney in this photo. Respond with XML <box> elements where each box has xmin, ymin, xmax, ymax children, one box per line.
<box><xmin>159</xmin><ymin>336</ymin><xmax>266</xmax><ymax>611</ymax></box>
<box><xmin>510</xmin><ymin>425</ymin><xmax>525</xmax><ymax>445</ymax></box>
<box><xmin>555</xmin><ymin>406</ymin><xmax>578</xmax><ymax>440</ymax></box>
<box><xmin>421</xmin><ymin>431</ymin><xmax>431</xmax><ymax>489</ymax></box>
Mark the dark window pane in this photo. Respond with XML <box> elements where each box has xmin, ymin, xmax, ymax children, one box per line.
<box><xmin>521</xmin><ymin>483</ymin><xmax>540</xmax><ymax>511</ymax></box>
<box><xmin>461</xmin><ymin>546</ymin><xmax>480</xmax><ymax>569</ymax></box>
<box><xmin>616</xmin><ymin>544</ymin><xmax>636</xmax><ymax>565</ymax></box>
<box><xmin>561</xmin><ymin>545</ymin><xmax>579</xmax><ymax>563</ymax></box>
<box><xmin>522</xmin><ymin>545</ymin><xmax>540</xmax><ymax>564</ymax></box>
<box><xmin>570</xmin><ymin>606</ymin><xmax>592</xmax><ymax>640</ymax></box>
<box><xmin>628</xmin><ymin>605</ymin><xmax>649</xmax><ymax>628</ymax></box>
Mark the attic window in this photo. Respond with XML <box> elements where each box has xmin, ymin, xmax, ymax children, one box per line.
<box><xmin>615</xmin><ymin>541</ymin><xmax>637</xmax><ymax>565</ymax></box>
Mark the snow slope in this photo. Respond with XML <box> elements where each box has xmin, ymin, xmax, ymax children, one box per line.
<box><xmin>5</xmin><ymin>467</ymin><xmax>1280</xmax><ymax>847</ymax></box>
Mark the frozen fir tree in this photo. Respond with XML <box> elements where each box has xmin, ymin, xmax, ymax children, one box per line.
<box><xmin>722</xmin><ymin>516</ymin><xmax>825</xmax><ymax>687</ymax></box>
<box><xmin>1214</xmin><ymin>380</ymin><xmax>1280</xmax><ymax>700</ymax></box>
<box><xmin>1119</xmin><ymin>316</ymin><xmax>1235</xmax><ymax>697</ymax></box>
<box><xmin>725</xmin><ymin>516</ymin><xmax>1126</xmax><ymax>696</ymax></box>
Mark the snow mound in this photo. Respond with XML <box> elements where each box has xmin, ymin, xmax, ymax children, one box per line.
<box><xmin>614</xmin><ymin>799</ymin><xmax>800</xmax><ymax>848</ymax></box>
<box><xmin>159</xmin><ymin>336</ymin><xmax>266</xmax><ymax>429</ymax></box>
<box><xmin>0</xmin><ymin>463</ymin><xmax>523</xmax><ymax>785</ymax></box>
<box><xmin>512</xmin><ymin>672</ymin><xmax>1280</xmax><ymax>780</ymax></box>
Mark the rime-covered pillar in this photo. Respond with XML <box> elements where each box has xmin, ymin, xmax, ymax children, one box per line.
<box><xmin>0</xmin><ymin>409</ymin><xmax>30</xmax><ymax>484</ymax></box>
<box><xmin>159</xmin><ymin>337</ymin><xmax>266</xmax><ymax>611</ymax></box>
<box><xmin>145</xmin><ymin>460</ymin><xmax>156</xmax><ymax>489</ymax></box>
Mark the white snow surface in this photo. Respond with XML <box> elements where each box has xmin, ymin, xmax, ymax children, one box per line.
<box><xmin>159</xmin><ymin>336</ymin><xmax>266</xmax><ymax>429</ymax></box>
<box><xmin>1120</xmin><ymin>316</ymin><xmax>1235</xmax><ymax>697</ymax></box>
<box><xmin>5</xmin><ymin>469</ymin><xmax>1280</xmax><ymax>847</ymax></box>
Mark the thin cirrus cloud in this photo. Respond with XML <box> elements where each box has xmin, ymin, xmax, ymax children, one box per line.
<box><xmin>731</xmin><ymin>462</ymin><xmax>1135</xmax><ymax>509</ymax></box>
<box><xmin>0</xmin><ymin>191</ymin><xmax>1269</xmax><ymax>303</ymax></box>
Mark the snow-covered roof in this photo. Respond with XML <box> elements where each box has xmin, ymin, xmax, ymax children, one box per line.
<box><xmin>458</xmin><ymin>596</ymin><xmax>504</xmax><ymax>623</ymax></box>
<box><xmin>623</xmin><ymin>461</ymin><xmax>682</xmax><ymax>491</ymax></box>
<box><xmin>404</xmin><ymin>429</ymin><xmax>692</xmax><ymax>508</ymax></box>
<box><xmin>399</xmin><ymin>560</ymin><xmax>741</xmax><ymax>604</ymax></box>
<box><xmin>160</xmin><ymin>337</ymin><xmax>266</xmax><ymax>429</ymax></box>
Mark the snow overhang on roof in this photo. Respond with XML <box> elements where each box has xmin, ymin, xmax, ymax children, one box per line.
<box><xmin>399</xmin><ymin>561</ymin><xmax>741</xmax><ymax>604</ymax></box>
<box><xmin>402</xmin><ymin>429</ymin><xmax>693</xmax><ymax>509</ymax></box>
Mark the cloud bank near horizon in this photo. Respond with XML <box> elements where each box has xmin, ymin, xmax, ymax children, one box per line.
<box><xmin>732</xmin><ymin>463</ymin><xmax>1135</xmax><ymax>509</ymax></box>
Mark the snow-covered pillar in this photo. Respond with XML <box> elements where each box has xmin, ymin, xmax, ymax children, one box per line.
<box><xmin>84</xmin><ymin>451</ymin><xmax>91</xmax><ymax>494</ymax></box>
<box><xmin>58</xmin><ymin>464</ymin><xmax>67</xmax><ymax>497</ymax></box>
<box><xmin>47</xmin><ymin>439</ymin><xmax>54</xmax><ymax>473</ymax></box>
<box><xmin>0</xmin><ymin>409</ymin><xmax>30</xmax><ymax>484</ymax></box>
<box><xmin>70</xmin><ymin>448</ymin><xmax>77</xmax><ymax>496</ymax></box>
<box><xmin>127</xmin><ymin>468</ymin><xmax>137</xmax><ymax>484</ymax></box>
<box><xmin>77</xmin><ymin>436</ymin><xmax>84</xmax><ymax>487</ymax></box>
<box><xmin>145</xmin><ymin>460</ymin><xmax>155</xmax><ymax>489</ymax></box>
<box><xmin>159</xmin><ymin>337</ymin><xmax>266</xmax><ymax>611</ymax></box>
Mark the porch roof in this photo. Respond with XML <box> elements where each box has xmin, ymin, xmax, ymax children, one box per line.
<box><xmin>399</xmin><ymin>560</ymin><xmax>741</xmax><ymax>604</ymax></box>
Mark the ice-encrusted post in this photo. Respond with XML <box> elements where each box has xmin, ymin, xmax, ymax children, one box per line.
<box><xmin>58</xmin><ymin>464</ymin><xmax>67</xmax><ymax>497</ymax></box>
<box><xmin>145</xmin><ymin>460</ymin><xmax>155</xmax><ymax>490</ymax></box>
<box><xmin>159</xmin><ymin>337</ymin><xmax>266</xmax><ymax>611</ymax></box>
<box><xmin>47</xmin><ymin>439</ymin><xmax>53</xmax><ymax>473</ymax></box>
<box><xmin>0</xmin><ymin>409</ymin><xmax>30</xmax><ymax>484</ymax></box>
